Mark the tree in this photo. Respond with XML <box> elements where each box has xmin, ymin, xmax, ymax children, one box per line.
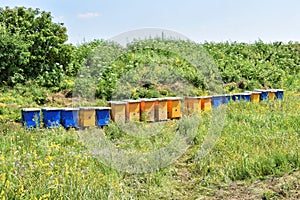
<box><xmin>0</xmin><ymin>6</ymin><xmax>73</xmax><ymax>87</ymax></box>
<box><xmin>0</xmin><ymin>24</ymin><xmax>30</xmax><ymax>85</ymax></box>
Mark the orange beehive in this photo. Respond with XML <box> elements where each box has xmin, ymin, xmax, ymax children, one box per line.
<box><xmin>108</xmin><ymin>101</ymin><xmax>127</xmax><ymax>123</ymax></box>
<box><xmin>140</xmin><ymin>99</ymin><xmax>156</xmax><ymax>122</ymax></box>
<box><xmin>123</xmin><ymin>99</ymin><xmax>141</xmax><ymax>122</ymax></box>
<box><xmin>154</xmin><ymin>98</ymin><xmax>168</xmax><ymax>121</ymax></box>
<box><xmin>167</xmin><ymin>97</ymin><xmax>182</xmax><ymax>119</ymax></box>
<box><xmin>267</xmin><ymin>89</ymin><xmax>276</xmax><ymax>100</ymax></box>
<box><xmin>200</xmin><ymin>96</ymin><xmax>212</xmax><ymax>111</ymax></box>
<box><xmin>184</xmin><ymin>97</ymin><xmax>201</xmax><ymax>115</ymax></box>
<box><xmin>250</xmin><ymin>91</ymin><xmax>261</xmax><ymax>103</ymax></box>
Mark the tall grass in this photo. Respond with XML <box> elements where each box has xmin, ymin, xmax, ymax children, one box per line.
<box><xmin>0</xmin><ymin>92</ymin><xmax>299</xmax><ymax>199</ymax></box>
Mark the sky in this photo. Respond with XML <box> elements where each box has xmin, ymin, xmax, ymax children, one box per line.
<box><xmin>1</xmin><ymin>0</ymin><xmax>300</xmax><ymax>45</ymax></box>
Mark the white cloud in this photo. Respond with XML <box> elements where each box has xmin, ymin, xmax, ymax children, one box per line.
<box><xmin>77</xmin><ymin>12</ymin><xmax>100</xmax><ymax>19</ymax></box>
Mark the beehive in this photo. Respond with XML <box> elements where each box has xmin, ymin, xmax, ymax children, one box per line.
<box><xmin>267</xmin><ymin>89</ymin><xmax>276</xmax><ymax>100</ymax></box>
<box><xmin>42</xmin><ymin>107</ymin><xmax>61</xmax><ymax>128</ymax></box>
<box><xmin>212</xmin><ymin>95</ymin><xmax>222</xmax><ymax>108</ymax></box>
<box><xmin>184</xmin><ymin>97</ymin><xmax>201</xmax><ymax>115</ymax></box>
<box><xmin>140</xmin><ymin>99</ymin><xmax>156</xmax><ymax>122</ymax></box>
<box><xmin>108</xmin><ymin>101</ymin><xmax>126</xmax><ymax>123</ymax></box>
<box><xmin>167</xmin><ymin>97</ymin><xmax>182</xmax><ymax>119</ymax></box>
<box><xmin>200</xmin><ymin>96</ymin><xmax>212</xmax><ymax>111</ymax></box>
<box><xmin>154</xmin><ymin>98</ymin><xmax>168</xmax><ymax>121</ymax></box>
<box><xmin>250</xmin><ymin>91</ymin><xmax>261</xmax><ymax>103</ymax></box>
<box><xmin>95</xmin><ymin>107</ymin><xmax>111</xmax><ymax>126</ymax></box>
<box><xmin>21</xmin><ymin>108</ymin><xmax>41</xmax><ymax>129</ymax></box>
<box><xmin>221</xmin><ymin>94</ymin><xmax>231</xmax><ymax>104</ymax></box>
<box><xmin>254</xmin><ymin>89</ymin><xmax>268</xmax><ymax>101</ymax></box>
<box><xmin>78</xmin><ymin>107</ymin><xmax>95</xmax><ymax>127</ymax></box>
<box><xmin>275</xmin><ymin>89</ymin><xmax>284</xmax><ymax>100</ymax></box>
<box><xmin>61</xmin><ymin>108</ymin><xmax>79</xmax><ymax>128</ymax></box>
<box><xmin>231</xmin><ymin>93</ymin><xmax>242</xmax><ymax>102</ymax></box>
<box><xmin>123</xmin><ymin>100</ymin><xmax>141</xmax><ymax>122</ymax></box>
<box><xmin>241</xmin><ymin>92</ymin><xmax>251</xmax><ymax>102</ymax></box>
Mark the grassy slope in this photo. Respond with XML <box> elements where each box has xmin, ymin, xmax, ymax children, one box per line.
<box><xmin>0</xmin><ymin>92</ymin><xmax>299</xmax><ymax>199</ymax></box>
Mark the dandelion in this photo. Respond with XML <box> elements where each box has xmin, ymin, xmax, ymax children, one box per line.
<box><xmin>0</xmin><ymin>154</ymin><xmax>4</xmax><ymax>161</ymax></box>
<box><xmin>39</xmin><ymin>192</ymin><xmax>51</xmax><ymax>200</ymax></box>
<box><xmin>65</xmin><ymin>163</ymin><xmax>69</xmax><ymax>176</ymax></box>
<box><xmin>46</xmin><ymin>171</ymin><xmax>53</xmax><ymax>176</ymax></box>
<box><xmin>18</xmin><ymin>185</ymin><xmax>24</xmax><ymax>195</ymax></box>
<box><xmin>45</xmin><ymin>155</ymin><xmax>53</xmax><ymax>162</ymax></box>
<box><xmin>5</xmin><ymin>179</ymin><xmax>10</xmax><ymax>188</ymax></box>
<box><xmin>41</xmin><ymin>162</ymin><xmax>49</xmax><ymax>167</ymax></box>
<box><xmin>1</xmin><ymin>173</ymin><xmax>6</xmax><ymax>183</ymax></box>
<box><xmin>33</xmin><ymin>150</ymin><xmax>37</xmax><ymax>159</ymax></box>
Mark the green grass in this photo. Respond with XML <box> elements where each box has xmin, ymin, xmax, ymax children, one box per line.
<box><xmin>0</xmin><ymin>92</ymin><xmax>299</xmax><ymax>199</ymax></box>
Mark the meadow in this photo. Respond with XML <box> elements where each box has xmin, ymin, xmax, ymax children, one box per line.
<box><xmin>0</xmin><ymin>91</ymin><xmax>299</xmax><ymax>199</ymax></box>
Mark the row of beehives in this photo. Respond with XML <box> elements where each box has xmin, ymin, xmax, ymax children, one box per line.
<box><xmin>21</xmin><ymin>89</ymin><xmax>284</xmax><ymax>129</ymax></box>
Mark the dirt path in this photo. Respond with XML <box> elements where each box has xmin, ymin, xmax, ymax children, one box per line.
<box><xmin>203</xmin><ymin>171</ymin><xmax>300</xmax><ymax>199</ymax></box>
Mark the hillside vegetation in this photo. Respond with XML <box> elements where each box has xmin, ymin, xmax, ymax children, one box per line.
<box><xmin>0</xmin><ymin>6</ymin><xmax>299</xmax><ymax>200</ymax></box>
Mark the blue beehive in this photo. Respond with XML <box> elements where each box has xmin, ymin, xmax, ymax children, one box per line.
<box><xmin>241</xmin><ymin>92</ymin><xmax>251</xmax><ymax>102</ymax></box>
<box><xmin>275</xmin><ymin>89</ymin><xmax>284</xmax><ymax>100</ymax></box>
<box><xmin>212</xmin><ymin>95</ymin><xmax>222</xmax><ymax>108</ymax></box>
<box><xmin>254</xmin><ymin>89</ymin><xmax>268</xmax><ymax>101</ymax></box>
<box><xmin>231</xmin><ymin>93</ymin><xmax>242</xmax><ymax>102</ymax></box>
<box><xmin>95</xmin><ymin>107</ymin><xmax>111</xmax><ymax>126</ymax></box>
<box><xmin>221</xmin><ymin>94</ymin><xmax>231</xmax><ymax>104</ymax></box>
<box><xmin>21</xmin><ymin>108</ymin><xmax>41</xmax><ymax>129</ymax></box>
<box><xmin>42</xmin><ymin>108</ymin><xmax>61</xmax><ymax>128</ymax></box>
<box><xmin>61</xmin><ymin>108</ymin><xmax>79</xmax><ymax>129</ymax></box>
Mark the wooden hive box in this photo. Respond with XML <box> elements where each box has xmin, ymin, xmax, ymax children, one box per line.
<box><xmin>95</xmin><ymin>107</ymin><xmax>111</xmax><ymax>126</ymax></box>
<box><xmin>21</xmin><ymin>108</ymin><xmax>41</xmax><ymax>129</ymax></box>
<box><xmin>140</xmin><ymin>98</ymin><xmax>156</xmax><ymax>122</ymax></box>
<box><xmin>123</xmin><ymin>100</ymin><xmax>141</xmax><ymax>122</ymax></box>
<box><xmin>108</xmin><ymin>101</ymin><xmax>127</xmax><ymax>123</ymax></box>
<box><xmin>200</xmin><ymin>96</ymin><xmax>212</xmax><ymax>111</ymax></box>
<box><xmin>154</xmin><ymin>98</ymin><xmax>168</xmax><ymax>121</ymax></box>
<box><xmin>184</xmin><ymin>97</ymin><xmax>201</xmax><ymax>115</ymax></box>
<box><xmin>79</xmin><ymin>107</ymin><xmax>95</xmax><ymax>128</ymax></box>
<box><xmin>167</xmin><ymin>97</ymin><xmax>182</xmax><ymax>119</ymax></box>
<box><xmin>250</xmin><ymin>91</ymin><xmax>261</xmax><ymax>103</ymax></box>
<box><xmin>267</xmin><ymin>89</ymin><xmax>276</xmax><ymax>100</ymax></box>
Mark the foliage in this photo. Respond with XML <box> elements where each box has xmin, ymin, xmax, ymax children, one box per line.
<box><xmin>73</xmin><ymin>40</ymin><xmax>124</xmax><ymax>100</ymax></box>
<box><xmin>73</xmin><ymin>39</ymin><xmax>300</xmax><ymax>101</ymax></box>
<box><xmin>0</xmin><ymin>7</ymin><xmax>299</xmax><ymax>96</ymax></box>
<box><xmin>0</xmin><ymin>6</ymin><xmax>73</xmax><ymax>87</ymax></box>
<box><xmin>1</xmin><ymin>6</ymin><xmax>299</xmax><ymax>96</ymax></box>
<box><xmin>0</xmin><ymin>25</ymin><xmax>30</xmax><ymax>85</ymax></box>
<box><xmin>78</xmin><ymin>38</ymin><xmax>220</xmax><ymax>100</ymax></box>
<box><xmin>203</xmin><ymin>41</ymin><xmax>300</xmax><ymax>91</ymax></box>
<box><xmin>66</xmin><ymin>39</ymin><xmax>106</xmax><ymax>77</ymax></box>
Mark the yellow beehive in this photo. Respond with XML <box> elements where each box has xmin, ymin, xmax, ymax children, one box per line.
<box><xmin>184</xmin><ymin>97</ymin><xmax>201</xmax><ymax>115</ymax></box>
<box><xmin>79</xmin><ymin>107</ymin><xmax>95</xmax><ymax>127</ymax></box>
<box><xmin>154</xmin><ymin>98</ymin><xmax>168</xmax><ymax>121</ymax></box>
<box><xmin>201</xmin><ymin>96</ymin><xmax>212</xmax><ymax>111</ymax></box>
<box><xmin>250</xmin><ymin>92</ymin><xmax>261</xmax><ymax>103</ymax></box>
<box><xmin>108</xmin><ymin>101</ymin><xmax>126</xmax><ymax>123</ymax></box>
<box><xmin>123</xmin><ymin>100</ymin><xmax>141</xmax><ymax>122</ymax></box>
<box><xmin>267</xmin><ymin>89</ymin><xmax>276</xmax><ymax>100</ymax></box>
<box><xmin>140</xmin><ymin>99</ymin><xmax>156</xmax><ymax>122</ymax></box>
<box><xmin>167</xmin><ymin>97</ymin><xmax>182</xmax><ymax>119</ymax></box>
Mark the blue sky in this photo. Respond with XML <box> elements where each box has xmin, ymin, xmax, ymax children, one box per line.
<box><xmin>1</xmin><ymin>0</ymin><xmax>300</xmax><ymax>45</ymax></box>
